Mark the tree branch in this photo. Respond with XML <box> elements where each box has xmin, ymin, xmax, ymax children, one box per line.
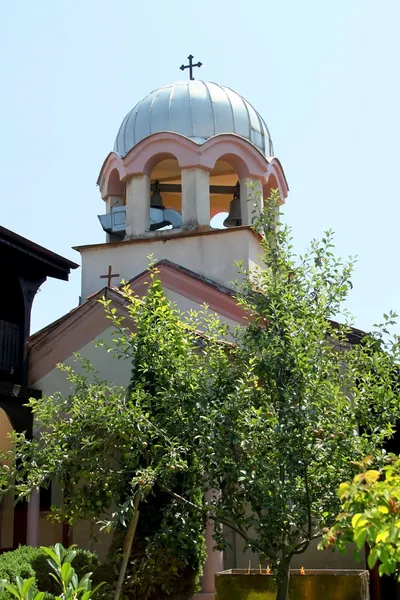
<box><xmin>160</xmin><ymin>484</ymin><xmax>277</xmax><ymax>560</ymax></box>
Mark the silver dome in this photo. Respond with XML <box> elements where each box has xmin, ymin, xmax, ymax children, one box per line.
<box><xmin>114</xmin><ymin>81</ymin><xmax>274</xmax><ymax>157</ymax></box>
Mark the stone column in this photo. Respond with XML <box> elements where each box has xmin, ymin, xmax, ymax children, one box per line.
<box><xmin>26</xmin><ymin>489</ymin><xmax>40</xmax><ymax>546</ymax></box>
<box><xmin>199</xmin><ymin>520</ymin><xmax>224</xmax><ymax>597</ymax></box>
<box><xmin>239</xmin><ymin>177</ymin><xmax>263</xmax><ymax>226</ymax></box>
<box><xmin>181</xmin><ymin>168</ymin><xmax>210</xmax><ymax>230</ymax></box>
<box><xmin>106</xmin><ymin>195</ymin><xmax>124</xmax><ymax>214</ymax></box>
<box><xmin>125</xmin><ymin>174</ymin><xmax>150</xmax><ymax>237</ymax></box>
<box><xmin>194</xmin><ymin>490</ymin><xmax>224</xmax><ymax>599</ymax></box>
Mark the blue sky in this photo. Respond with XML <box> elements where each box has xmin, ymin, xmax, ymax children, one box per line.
<box><xmin>1</xmin><ymin>0</ymin><xmax>399</xmax><ymax>333</ymax></box>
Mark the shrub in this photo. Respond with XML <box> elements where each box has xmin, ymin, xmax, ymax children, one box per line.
<box><xmin>94</xmin><ymin>489</ymin><xmax>206</xmax><ymax>599</ymax></box>
<box><xmin>0</xmin><ymin>545</ymin><xmax>99</xmax><ymax>599</ymax></box>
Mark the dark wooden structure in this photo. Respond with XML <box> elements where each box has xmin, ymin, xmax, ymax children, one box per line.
<box><xmin>0</xmin><ymin>225</ymin><xmax>78</xmax><ymax>548</ymax></box>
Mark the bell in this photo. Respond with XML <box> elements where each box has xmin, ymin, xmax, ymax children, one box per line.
<box><xmin>223</xmin><ymin>182</ymin><xmax>242</xmax><ymax>228</ymax></box>
<box><xmin>150</xmin><ymin>180</ymin><xmax>165</xmax><ymax>209</ymax></box>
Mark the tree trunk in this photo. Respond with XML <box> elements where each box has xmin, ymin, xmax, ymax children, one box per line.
<box><xmin>114</xmin><ymin>491</ymin><xmax>141</xmax><ymax>600</ymax></box>
<box><xmin>276</xmin><ymin>559</ymin><xmax>290</xmax><ymax>600</ymax></box>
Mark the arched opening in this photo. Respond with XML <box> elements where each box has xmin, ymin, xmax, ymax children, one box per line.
<box><xmin>150</xmin><ymin>158</ymin><xmax>182</xmax><ymax>231</ymax></box>
<box><xmin>99</xmin><ymin>169</ymin><xmax>127</xmax><ymax>241</ymax></box>
<box><xmin>0</xmin><ymin>276</ymin><xmax>24</xmax><ymax>382</ymax></box>
<box><xmin>107</xmin><ymin>168</ymin><xmax>125</xmax><ymax>198</ymax></box>
<box><xmin>0</xmin><ymin>407</ymin><xmax>15</xmax><ymax>549</ymax></box>
<box><xmin>264</xmin><ymin>173</ymin><xmax>279</xmax><ymax>202</ymax></box>
<box><xmin>209</xmin><ymin>159</ymin><xmax>240</xmax><ymax>230</ymax></box>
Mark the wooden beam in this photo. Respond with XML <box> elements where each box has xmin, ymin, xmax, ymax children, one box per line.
<box><xmin>158</xmin><ymin>184</ymin><xmax>235</xmax><ymax>195</ymax></box>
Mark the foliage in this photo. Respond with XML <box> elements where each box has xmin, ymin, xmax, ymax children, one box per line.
<box><xmin>0</xmin><ymin>544</ymin><xmax>103</xmax><ymax>600</ymax></box>
<box><xmin>190</xmin><ymin>189</ymin><xmax>400</xmax><ymax>600</ymax></box>
<box><xmin>95</xmin><ymin>498</ymin><xmax>206</xmax><ymax>600</ymax></box>
<box><xmin>2</xmin><ymin>190</ymin><xmax>400</xmax><ymax>600</ymax></box>
<box><xmin>0</xmin><ymin>546</ymin><xmax>97</xmax><ymax>600</ymax></box>
<box><xmin>320</xmin><ymin>454</ymin><xmax>400</xmax><ymax>579</ymax></box>
<box><xmin>0</xmin><ymin>576</ymin><xmax>46</xmax><ymax>600</ymax></box>
<box><xmin>0</xmin><ymin>269</ymin><xmax>231</xmax><ymax>598</ymax></box>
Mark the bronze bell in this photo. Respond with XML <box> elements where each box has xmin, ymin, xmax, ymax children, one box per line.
<box><xmin>223</xmin><ymin>182</ymin><xmax>242</xmax><ymax>228</ymax></box>
<box><xmin>150</xmin><ymin>180</ymin><xmax>165</xmax><ymax>209</ymax></box>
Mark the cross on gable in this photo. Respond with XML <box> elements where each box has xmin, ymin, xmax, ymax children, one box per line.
<box><xmin>180</xmin><ymin>54</ymin><xmax>202</xmax><ymax>80</ymax></box>
<box><xmin>100</xmin><ymin>265</ymin><xmax>120</xmax><ymax>288</ymax></box>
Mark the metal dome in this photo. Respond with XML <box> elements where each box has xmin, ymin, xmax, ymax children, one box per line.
<box><xmin>114</xmin><ymin>80</ymin><xmax>274</xmax><ymax>157</ymax></box>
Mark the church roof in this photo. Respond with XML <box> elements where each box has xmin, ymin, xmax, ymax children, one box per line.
<box><xmin>28</xmin><ymin>260</ymin><xmax>369</xmax><ymax>386</ymax></box>
<box><xmin>114</xmin><ymin>80</ymin><xmax>274</xmax><ymax>157</ymax></box>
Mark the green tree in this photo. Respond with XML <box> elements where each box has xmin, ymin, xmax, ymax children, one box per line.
<box><xmin>0</xmin><ymin>268</ymin><xmax>231</xmax><ymax>600</ymax></box>
<box><xmin>2</xmin><ymin>191</ymin><xmax>400</xmax><ymax>600</ymax></box>
<box><xmin>320</xmin><ymin>454</ymin><xmax>400</xmax><ymax>579</ymax></box>
<box><xmin>189</xmin><ymin>191</ymin><xmax>400</xmax><ymax>600</ymax></box>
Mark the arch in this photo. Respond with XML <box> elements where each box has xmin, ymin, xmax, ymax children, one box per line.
<box><xmin>123</xmin><ymin>132</ymin><xmax>198</xmax><ymax>177</ymax></box>
<box><xmin>199</xmin><ymin>134</ymin><xmax>270</xmax><ymax>179</ymax></box>
<box><xmin>265</xmin><ymin>158</ymin><xmax>289</xmax><ymax>203</ymax></box>
<box><xmin>0</xmin><ymin>408</ymin><xmax>14</xmax><ymax>550</ymax></box>
<box><xmin>0</xmin><ymin>407</ymin><xmax>13</xmax><ymax>454</ymax></box>
<box><xmin>100</xmin><ymin>132</ymin><xmax>272</xmax><ymax>184</ymax></box>
<box><xmin>149</xmin><ymin>157</ymin><xmax>183</xmax><ymax>231</ymax></box>
<box><xmin>107</xmin><ymin>168</ymin><xmax>125</xmax><ymax>197</ymax></box>
<box><xmin>211</xmin><ymin>153</ymin><xmax>249</xmax><ymax>182</ymax></box>
<box><xmin>98</xmin><ymin>153</ymin><xmax>125</xmax><ymax>199</ymax></box>
<box><xmin>98</xmin><ymin>133</ymin><xmax>289</xmax><ymax>219</ymax></box>
<box><xmin>145</xmin><ymin>152</ymin><xmax>181</xmax><ymax>178</ymax></box>
<box><xmin>209</xmin><ymin>159</ymin><xmax>240</xmax><ymax>228</ymax></box>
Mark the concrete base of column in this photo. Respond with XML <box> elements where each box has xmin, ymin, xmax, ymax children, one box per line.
<box><xmin>26</xmin><ymin>489</ymin><xmax>40</xmax><ymax>547</ymax></box>
<box><xmin>192</xmin><ymin>593</ymin><xmax>215</xmax><ymax>600</ymax></box>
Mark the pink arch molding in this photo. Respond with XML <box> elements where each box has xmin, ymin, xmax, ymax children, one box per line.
<box><xmin>98</xmin><ymin>132</ymin><xmax>289</xmax><ymax>202</ymax></box>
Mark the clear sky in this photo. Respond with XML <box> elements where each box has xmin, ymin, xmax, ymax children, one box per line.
<box><xmin>1</xmin><ymin>0</ymin><xmax>399</xmax><ymax>333</ymax></box>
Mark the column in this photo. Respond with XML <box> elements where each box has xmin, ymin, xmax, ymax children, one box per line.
<box><xmin>239</xmin><ymin>177</ymin><xmax>263</xmax><ymax>226</ymax></box>
<box><xmin>26</xmin><ymin>489</ymin><xmax>40</xmax><ymax>546</ymax></box>
<box><xmin>199</xmin><ymin>519</ymin><xmax>224</xmax><ymax>597</ymax></box>
<box><xmin>125</xmin><ymin>174</ymin><xmax>150</xmax><ymax>237</ymax></box>
<box><xmin>194</xmin><ymin>489</ymin><xmax>224</xmax><ymax>599</ymax></box>
<box><xmin>106</xmin><ymin>195</ymin><xmax>124</xmax><ymax>214</ymax></box>
<box><xmin>181</xmin><ymin>168</ymin><xmax>210</xmax><ymax>230</ymax></box>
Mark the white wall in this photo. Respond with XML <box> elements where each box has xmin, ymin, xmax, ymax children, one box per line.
<box><xmin>34</xmin><ymin>327</ymin><xmax>132</xmax><ymax>400</ymax></box>
<box><xmin>79</xmin><ymin>229</ymin><xmax>262</xmax><ymax>300</ymax></box>
<box><xmin>165</xmin><ymin>289</ymin><xmax>239</xmax><ymax>331</ymax></box>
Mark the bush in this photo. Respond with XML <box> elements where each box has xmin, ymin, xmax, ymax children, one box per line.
<box><xmin>0</xmin><ymin>545</ymin><xmax>99</xmax><ymax>599</ymax></box>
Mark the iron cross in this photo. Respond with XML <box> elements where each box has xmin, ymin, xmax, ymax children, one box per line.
<box><xmin>100</xmin><ymin>265</ymin><xmax>120</xmax><ymax>288</ymax></box>
<box><xmin>180</xmin><ymin>54</ymin><xmax>202</xmax><ymax>80</ymax></box>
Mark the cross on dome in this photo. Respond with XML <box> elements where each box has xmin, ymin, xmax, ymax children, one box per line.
<box><xmin>180</xmin><ymin>54</ymin><xmax>202</xmax><ymax>80</ymax></box>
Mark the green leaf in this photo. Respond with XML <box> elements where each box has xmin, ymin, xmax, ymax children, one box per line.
<box><xmin>354</xmin><ymin>527</ymin><xmax>368</xmax><ymax>550</ymax></box>
<box><xmin>351</xmin><ymin>513</ymin><xmax>363</xmax><ymax>528</ymax></box>
<box><xmin>368</xmin><ymin>547</ymin><xmax>380</xmax><ymax>569</ymax></box>
<box><xmin>61</xmin><ymin>561</ymin><xmax>73</xmax><ymax>584</ymax></box>
<box><xmin>376</xmin><ymin>530</ymin><xmax>390</xmax><ymax>543</ymax></box>
<box><xmin>40</xmin><ymin>546</ymin><xmax>59</xmax><ymax>565</ymax></box>
<box><xmin>21</xmin><ymin>578</ymin><xmax>35</xmax><ymax>597</ymax></box>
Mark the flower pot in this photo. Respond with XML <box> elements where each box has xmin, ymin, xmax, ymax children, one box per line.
<box><xmin>214</xmin><ymin>569</ymin><xmax>370</xmax><ymax>600</ymax></box>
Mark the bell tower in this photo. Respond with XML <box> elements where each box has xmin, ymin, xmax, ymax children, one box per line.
<box><xmin>76</xmin><ymin>78</ymin><xmax>289</xmax><ymax>301</ymax></box>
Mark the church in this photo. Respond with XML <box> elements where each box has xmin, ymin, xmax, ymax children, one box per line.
<box><xmin>0</xmin><ymin>64</ymin><xmax>377</xmax><ymax>598</ymax></box>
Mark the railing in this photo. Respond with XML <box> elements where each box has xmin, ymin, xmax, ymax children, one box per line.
<box><xmin>0</xmin><ymin>319</ymin><xmax>21</xmax><ymax>378</ymax></box>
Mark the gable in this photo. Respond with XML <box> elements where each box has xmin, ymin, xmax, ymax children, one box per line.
<box><xmin>29</xmin><ymin>262</ymin><xmax>246</xmax><ymax>387</ymax></box>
